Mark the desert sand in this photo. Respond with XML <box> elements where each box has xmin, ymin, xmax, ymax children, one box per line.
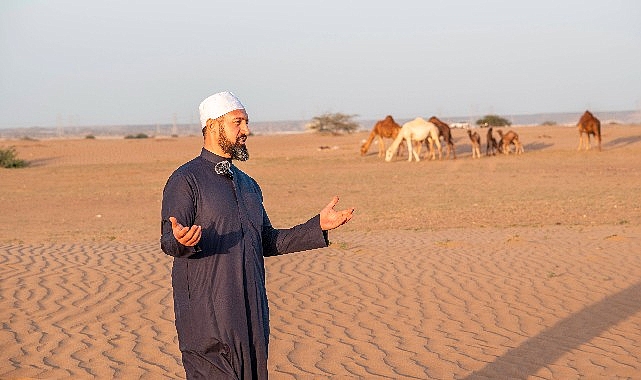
<box><xmin>1</xmin><ymin>123</ymin><xmax>641</xmax><ymax>379</ymax></box>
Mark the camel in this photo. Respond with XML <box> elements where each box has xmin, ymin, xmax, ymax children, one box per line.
<box><xmin>385</xmin><ymin>117</ymin><xmax>442</xmax><ymax>162</ymax></box>
<box><xmin>360</xmin><ymin>115</ymin><xmax>402</xmax><ymax>157</ymax></box>
<box><xmin>428</xmin><ymin>116</ymin><xmax>456</xmax><ymax>159</ymax></box>
<box><xmin>496</xmin><ymin>129</ymin><xmax>524</xmax><ymax>155</ymax></box>
<box><xmin>467</xmin><ymin>129</ymin><xmax>481</xmax><ymax>158</ymax></box>
<box><xmin>577</xmin><ymin>110</ymin><xmax>601</xmax><ymax>151</ymax></box>
<box><xmin>486</xmin><ymin>126</ymin><xmax>499</xmax><ymax>156</ymax></box>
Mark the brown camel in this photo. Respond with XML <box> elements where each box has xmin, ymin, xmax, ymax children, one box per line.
<box><xmin>428</xmin><ymin>116</ymin><xmax>457</xmax><ymax>159</ymax></box>
<box><xmin>577</xmin><ymin>110</ymin><xmax>601</xmax><ymax>151</ymax></box>
<box><xmin>360</xmin><ymin>115</ymin><xmax>402</xmax><ymax>157</ymax></box>
<box><xmin>486</xmin><ymin>126</ymin><xmax>499</xmax><ymax>156</ymax></box>
<box><xmin>467</xmin><ymin>129</ymin><xmax>481</xmax><ymax>158</ymax></box>
<box><xmin>496</xmin><ymin>129</ymin><xmax>524</xmax><ymax>155</ymax></box>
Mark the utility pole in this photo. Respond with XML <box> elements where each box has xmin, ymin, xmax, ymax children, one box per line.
<box><xmin>172</xmin><ymin>113</ymin><xmax>178</xmax><ymax>136</ymax></box>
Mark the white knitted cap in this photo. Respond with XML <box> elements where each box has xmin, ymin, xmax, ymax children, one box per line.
<box><xmin>199</xmin><ymin>91</ymin><xmax>245</xmax><ymax>128</ymax></box>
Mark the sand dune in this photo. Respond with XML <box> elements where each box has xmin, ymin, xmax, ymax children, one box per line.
<box><xmin>1</xmin><ymin>124</ymin><xmax>641</xmax><ymax>379</ymax></box>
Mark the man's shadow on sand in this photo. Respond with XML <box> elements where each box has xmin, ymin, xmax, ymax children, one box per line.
<box><xmin>464</xmin><ymin>281</ymin><xmax>641</xmax><ymax>379</ymax></box>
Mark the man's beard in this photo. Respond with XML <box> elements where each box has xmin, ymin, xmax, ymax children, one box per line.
<box><xmin>219</xmin><ymin>126</ymin><xmax>249</xmax><ymax>161</ymax></box>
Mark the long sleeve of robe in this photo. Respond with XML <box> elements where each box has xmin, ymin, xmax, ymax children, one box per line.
<box><xmin>160</xmin><ymin>148</ymin><xmax>328</xmax><ymax>380</ymax></box>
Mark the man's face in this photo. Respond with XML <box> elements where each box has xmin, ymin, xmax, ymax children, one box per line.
<box><xmin>217</xmin><ymin>109</ymin><xmax>250</xmax><ymax>161</ymax></box>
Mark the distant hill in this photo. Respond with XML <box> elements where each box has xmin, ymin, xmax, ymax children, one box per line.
<box><xmin>1</xmin><ymin>110</ymin><xmax>639</xmax><ymax>140</ymax></box>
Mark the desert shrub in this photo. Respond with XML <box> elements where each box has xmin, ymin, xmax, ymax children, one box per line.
<box><xmin>305</xmin><ymin>112</ymin><xmax>360</xmax><ymax>134</ymax></box>
<box><xmin>476</xmin><ymin>114</ymin><xmax>511</xmax><ymax>127</ymax></box>
<box><xmin>85</xmin><ymin>134</ymin><xmax>96</xmax><ymax>139</ymax></box>
<box><xmin>125</xmin><ymin>133</ymin><xmax>149</xmax><ymax>139</ymax></box>
<box><xmin>541</xmin><ymin>121</ymin><xmax>557</xmax><ymax>126</ymax></box>
<box><xmin>0</xmin><ymin>146</ymin><xmax>29</xmax><ymax>168</ymax></box>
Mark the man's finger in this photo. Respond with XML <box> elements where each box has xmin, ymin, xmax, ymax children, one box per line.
<box><xmin>169</xmin><ymin>216</ymin><xmax>183</xmax><ymax>229</ymax></box>
<box><xmin>325</xmin><ymin>196</ymin><xmax>339</xmax><ymax>210</ymax></box>
<box><xmin>185</xmin><ymin>226</ymin><xmax>202</xmax><ymax>246</ymax></box>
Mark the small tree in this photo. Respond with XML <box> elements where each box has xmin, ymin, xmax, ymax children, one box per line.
<box><xmin>305</xmin><ymin>112</ymin><xmax>360</xmax><ymax>134</ymax></box>
<box><xmin>0</xmin><ymin>146</ymin><xmax>29</xmax><ymax>168</ymax></box>
<box><xmin>476</xmin><ymin>114</ymin><xmax>511</xmax><ymax>127</ymax></box>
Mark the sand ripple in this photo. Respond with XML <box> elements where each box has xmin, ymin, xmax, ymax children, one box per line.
<box><xmin>266</xmin><ymin>226</ymin><xmax>641</xmax><ymax>379</ymax></box>
<box><xmin>2</xmin><ymin>225</ymin><xmax>641</xmax><ymax>379</ymax></box>
<box><xmin>0</xmin><ymin>243</ymin><xmax>182</xmax><ymax>379</ymax></box>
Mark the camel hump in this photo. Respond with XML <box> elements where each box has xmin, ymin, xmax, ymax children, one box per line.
<box><xmin>403</xmin><ymin>117</ymin><xmax>428</xmax><ymax>128</ymax></box>
<box><xmin>578</xmin><ymin>110</ymin><xmax>600</xmax><ymax>125</ymax></box>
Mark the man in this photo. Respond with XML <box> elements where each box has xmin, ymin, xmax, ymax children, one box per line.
<box><xmin>160</xmin><ymin>91</ymin><xmax>354</xmax><ymax>379</ymax></box>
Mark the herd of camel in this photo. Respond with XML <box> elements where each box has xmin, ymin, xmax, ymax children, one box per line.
<box><xmin>360</xmin><ymin>110</ymin><xmax>602</xmax><ymax>161</ymax></box>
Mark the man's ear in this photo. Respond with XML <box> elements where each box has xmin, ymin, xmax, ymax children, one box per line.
<box><xmin>204</xmin><ymin>119</ymin><xmax>217</xmax><ymax>138</ymax></box>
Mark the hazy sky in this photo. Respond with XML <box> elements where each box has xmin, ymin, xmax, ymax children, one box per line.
<box><xmin>1</xmin><ymin>0</ymin><xmax>640</xmax><ymax>128</ymax></box>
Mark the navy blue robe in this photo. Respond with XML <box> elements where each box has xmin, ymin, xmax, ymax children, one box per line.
<box><xmin>161</xmin><ymin>148</ymin><xmax>328</xmax><ymax>379</ymax></box>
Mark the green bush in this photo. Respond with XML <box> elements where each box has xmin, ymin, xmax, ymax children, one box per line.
<box><xmin>305</xmin><ymin>113</ymin><xmax>360</xmax><ymax>134</ymax></box>
<box><xmin>0</xmin><ymin>146</ymin><xmax>29</xmax><ymax>168</ymax></box>
<box><xmin>476</xmin><ymin>114</ymin><xmax>511</xmax><ymax>127</ymax></box>
<box><xmin>125</xmin><ymin>133</ymin><xmax>149</xmax><ymax>139</ymax></box>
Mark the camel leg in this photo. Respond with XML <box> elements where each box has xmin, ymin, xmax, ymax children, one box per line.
<box><xmin>578</xmin><ymin>133</ymin><xmax>587</xmax><ymax>151</ymax></box>
<box><xmin>406</xmin><ymin>139</ymin><xmax>413</xmax><ymax>162</ymax></box>
<box><xmin>413</xmin><ymin>140</ymin><xmax>422</xmax><ymax>162</ymax></box>
<box><xmin>377</xmin><ymin>138</ymin><xmax>385</xmax><ymax>157</ymax></box>
<box><xmin>577</xmin><ymin>134</ymin><xmax>582</xmax><ymax>150</ymax></box>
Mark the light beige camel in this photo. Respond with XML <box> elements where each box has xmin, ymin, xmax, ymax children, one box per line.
<box><xmin>467</xmin><ymin>129</ymin><xmax>481</xmax><ymax>158</ymax></box>
<box><xmin>360</xmin><ymin>115</ymin><xmax>402</xmax><ymax>157</ymax></box>
<box><xmin>385</xmin><ymin>118</ymin><xmax>441</xmax><ymax>162</ymax></box>
<box><xmin>577</xmin><ymin>110</ymin><xmax>601</xmax><ymax>151</ymax></box>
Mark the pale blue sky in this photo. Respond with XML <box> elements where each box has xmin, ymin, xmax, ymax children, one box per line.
<box><xmin>1</xmin><ymin>0</ymin><xmax>640</xmax><ymax>128</ymax></box>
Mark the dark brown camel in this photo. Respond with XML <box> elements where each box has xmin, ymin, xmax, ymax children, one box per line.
<box><xmin>428</xmin><ymin>116</ymin><xmax>456</xmax><ymax>159</ymax></box>
<box><xmin>360</xmin><ymin>115</ymin><xmax>402</xmax><ymax>157</ymax></box>
<box><xmin>486</xmin><ymin>126</ymin><xmax>498</xmax><ymax>156</ymax></box>
<box><xmin>577</xmin><ymin>110</ymin><xmax>601</xmax><ymax>151</ymax></box>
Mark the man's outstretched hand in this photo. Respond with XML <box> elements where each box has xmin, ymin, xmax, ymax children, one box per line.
<box><xmin>319</xmin><ymin>196</ymin><xmax>355</xmax><ymax>231</ymax></box>
<box><xmin>169</xmin><ymin>216</ymin><xmax>202</xmax><ymax>246</ymax></box>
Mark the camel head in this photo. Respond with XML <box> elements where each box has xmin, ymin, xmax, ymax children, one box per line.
<box><xmin>359</xmin><ymin>143</ymin><xmax>369</xmax><ymax>156</ymax></box>
<box><xmin>384</xmin><ymin>147</ymin><xmax>395</xmax><ymax>162</ymax></box>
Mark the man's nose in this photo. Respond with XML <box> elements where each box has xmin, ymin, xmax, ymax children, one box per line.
<box><xmin>241</xmin><ymin>122</ymin><xmax>250</xmax><ymax>135</ymax></box>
